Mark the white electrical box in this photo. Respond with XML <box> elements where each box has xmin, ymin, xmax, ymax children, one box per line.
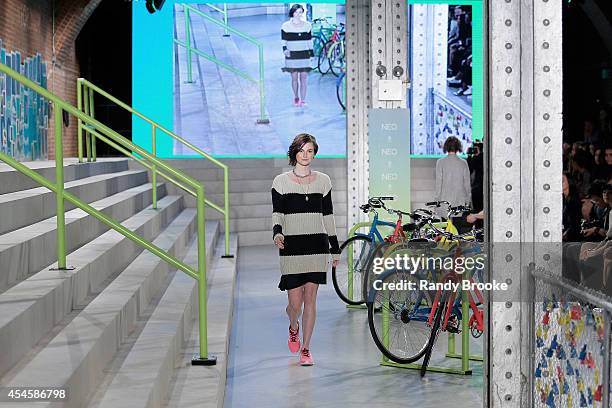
<box><xmin>378</xmin><ymin>80</ymin><xmax>403</xmax><ymax>101</ymax></box>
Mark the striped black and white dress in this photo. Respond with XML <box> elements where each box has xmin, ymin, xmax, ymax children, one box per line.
<box><xmin>272</xmin><ymin>171</ymin><xmax>341</xmax><ymax>291</ymax></box>
<box><xmin>281</xmin><ymin>20</ymin><xmax>313</xmax><ymax>72</ymax></box>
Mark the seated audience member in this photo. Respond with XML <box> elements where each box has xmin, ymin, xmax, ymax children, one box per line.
<box><xmin>570</xmin><ymin>149</ymin><xmax>592</xmax><ymax>197</ymax></box>
<box><xmin>577</xmin><ymin>203</ymin><xmax>612</xmax><ymax>294</ymax></box>
<box><xmin>562</xmin><ymin>173</ymin><xmax>582</xmax><ymax>242</ymax></box>
<box><xmin>605</xmin><ymin>146</ymin><xmax>612</xmax><ymax>180</ymax></box>
<box><xmin>580</xmin><ymin>181</ymin><xmax>610</xmax><ymax>242</ymax></box>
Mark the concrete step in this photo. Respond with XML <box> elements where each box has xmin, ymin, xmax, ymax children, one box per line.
<box><xmin>176</xmin><ymin>178</ymin><xmax>348</xmax><ymax>195</ymax></box>
<box><xmin>0</xmin><ymin>195</ymin><xmax>183</xmax><ymax>379</ymax></box>
<box><xmin>0</xmin><ymin>183</ymin><xmax>166</xmax><ymax>293</ymax></box>
<box><xmin>206</xmin><ymin>189</ymin><xmax>348</xmax><ymax>207</ymax></box>
<box><xmin>238</xmin><ymin>225</ymin><xmax>348</xmax><ymax>247</ymax></box>
<box><xmin>147</xmin><ymin>158</ymin><xmax>347</xmax><ymax>170</ymax></box>
<box><xmin>0</xmin><ymin>169</ymin><xmax>148</xmax><ymax>235</ymax></box>
<box><xmin>3</xmin><ymin>212</ymin><xmax>213</xmax><ymax>408</ymax></box>
<box><xmin>94</xmin><ymin>234</ymin><xmax>238</xmax><ymax>408</ymax></box>
<box><xmin>176</xmin><ymin>166</ymin><xmax>348</xmax><ymax>182</ymax></box>
<box><xmin>166</xmin><ymin>236</ymin><xmax>238</xmax><ymax>408</ymax></box>
<box><xmin>205</xmin><ymin>203</ymin><xmax>348</xmax><ymax>221</ymax></box>
<box><xmin>217</xmin><ymin>214</ymin><xmax>348</xmax><ymax>233</ymax></box>
<box><xmin>0</xmin><ymin>158</ymin><xmax>129</xmax><ymax>195</ymax></box>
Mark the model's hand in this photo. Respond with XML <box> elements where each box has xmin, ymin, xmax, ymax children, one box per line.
<box><xmin>274</xmin><ymin>234</ymin><xmax>285</xmax><ymax>249</ymax></box>
<box><xmin>332</xmin><ymin>259</ymin><xmax>339</xmax><ymax>268</ymax></box>
<box><xmin>582</xmin><ymin>227</ymin><xmax>598</xmax><ymax>237</ymax></box>
<box><xmin>467</xmin><ymin>214</ymin><xmax>477</xmax><ymax>224</ymax></box>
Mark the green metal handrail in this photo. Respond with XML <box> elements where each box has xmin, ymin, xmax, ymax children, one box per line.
<box><xmin>203</xmin><ymin>3</ymin><xmax>229</xmax><ymax>36</ymax></box>
<box><xmin>0</xmin><ymin>61</ymin><xmax>216</xmax><ymax>366</ymax></box>
<box><xmin>77</xmin><ymin>78</ymin><xmax>231</xmax><ymax>257</ymax></box>
<box><xmin>176</xmin><ymin>3</ymin><xmax>269</xmax><ymax>124</ymax></box>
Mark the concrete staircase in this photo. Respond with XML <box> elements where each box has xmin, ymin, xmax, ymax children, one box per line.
<box><xmin>135</xmin><ymin>158</ymin><xmax>349</xmax><ymax>247</ymax></box>
<box><xmin>0</xmin><ymin>158</ymin><xmax>238</xmax><ymax>408</ymax></box>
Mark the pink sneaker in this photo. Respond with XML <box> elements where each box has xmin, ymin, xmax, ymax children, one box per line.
<box><xmin>299</xmin><ymin>100</ymin><xmax>307</xmax><ymax>107</ymax></box>
<box><xmin>299</xmin><ymin>348</ymin><xmax>314</xmax><ymax>366</ymax></box>
<box><xmin>293</xmin><ymin>97</ymin><xmax>300</xmax><ymax>106</ymax></box>
<box><xmin>288</xmin><ymin>323</ymin><xmax>300</xmax><ymax>353</ymax></box>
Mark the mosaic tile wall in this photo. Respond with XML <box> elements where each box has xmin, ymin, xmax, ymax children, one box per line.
<box><xmin>535</xmin><ymin>298</ymin><xmax>608</xmax><ymax>408</ymax></box>
<box><xmin>0</xmin><ymin>40</ymin><xmax>49</xmax><ymax>161</ymax></box>
<box><xmin>429</xmin><ymin>93</ymin><xmax>473</xmax><ymax>155</ymax></box>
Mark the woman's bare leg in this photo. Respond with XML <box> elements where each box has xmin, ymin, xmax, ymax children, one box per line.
<box><xmin>286</xmin><ymin>286</ymin><xmax>304</xmax><ymax>331</ymax></box>
<box><xmin>299</xmin><ymin>71</ymin><xmax>308</xmax><ymax>102</ymax></box>
<box><xmin>291</xmin><ymin>72</ymin><xmax>299</xmax><ymax>100</ymax></box>
<box><xmin>301</xmin><ymin>282</ymin><xmax>319</xmax><ymax>349</ymax></box>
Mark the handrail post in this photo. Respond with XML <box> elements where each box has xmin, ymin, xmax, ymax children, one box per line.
<box><xmin>89</xmin><ymin>87</ymin><xmax>97</xmax><ymax>162</ymax></box>
<box><xmin>192</xmin><ymin>186</ymin><xmax>217</xmax><ymax>366</ymax></box>
<box><xmin>223</xmin><ymin>4</ymin><xmax>229</xmax><ymax>37</ymax></box>
<box><xmin>152</xmin><ymin>125</ymin><xmax>157</xmax><ymax>209</ymax></box>
<box><xmin>185</xmin><ymin>6</ymin><xmax>194</xmax><ymax>83</ymax></box>
<box><xmin>54</xmin><ymin>106</ymin><xmax>67</xmax><ymax>270</ymax></box>
<box><xmin>256</xmin><ymin>44</ymin><xmax>269</xmax><ymax>124</ymax></box>
<box><xmin>222</xmin><ymin>168</ymin><xmax>232</xmax><ymax>258</ymax></box>
<box><xmin>83</xmin><ymin>85</ymin><xmax>92</xmax><ymax>162</ymax></box>
<box><xmin>77</xmin><ymin>80</ymin><xmax>83</xmax><ymax>163</ymax></box>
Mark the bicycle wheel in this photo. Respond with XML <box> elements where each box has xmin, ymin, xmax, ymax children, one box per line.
<box><xmin>336</xmin><ymin>73</ymin><xmax>346</xmax><ymax>111</ymax></box>
<box><xmin>329</xmin><ymin>41</ymin><xmax>345</xmax><ymax>77</ymax></box>
<box><xmin>332</xmin><ymin>235</ymin><xmax>374</xmax><ymax>305</ymax></box>
<box><xmin>317</xmin><ymin>41</ymin><xmax>332</xmax><ymax>75</ymax></box>
<box><xmin>362</xmin><ymin>241</ymin><xmax>393</xmax><ymax>303</ymax></box>
<box><xmin>420</xmin><ymin>291</ymin><xmax>448</xmax><ymax>377</ymax></box>
<box><xmin>367</xmin><ymin>269</ymin><xmax>433</xmax><ymax>364</ymax></box>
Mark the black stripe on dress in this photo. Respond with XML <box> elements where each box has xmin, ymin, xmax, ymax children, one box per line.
<box><xmin>282</xmin><ymin>193</ymin><xmax>323</xmax><ymax>214</ymax></box>
<box><xmin>280</xmin><ymin>233</ymin><xmax>330</xmax><ymax>256</ymax></box>
<box><xmin>322</xmin><ymin>190</ymin><xmax>334</xmax><ymax>216</ymax></box>
<box><xmin>281</xmin><ymin>30</ymin><xmax>312</xmax><ymax>41</ymax></box>
<box><xmin>272</xmin><ymin>188</ymin><xmax>284</xmax><ymax>213</ymax></box>
<box><xmin>286</xmin><ymin>50</ymin><xmax>314</xmax><ymax>59</ymax></box>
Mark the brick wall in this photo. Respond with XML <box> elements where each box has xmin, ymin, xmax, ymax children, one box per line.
<box><xmin>0</xmin><ymin>0</ymin><xmax>103</xmax><ymax>159</ymax></box>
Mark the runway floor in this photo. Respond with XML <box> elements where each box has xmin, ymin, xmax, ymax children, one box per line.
<box><xmin>224</xmin><ymin>245</ymin><xmax>484</xmax><ymax>408</ymax></box>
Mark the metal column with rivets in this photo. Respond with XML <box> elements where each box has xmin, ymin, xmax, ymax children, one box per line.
<box><xmin>488</xmin><ymin>0</ymin><xmax>562</xmax><ymax>406</ymax></box>
<box><xmin>345</xmin><ymin>0</ymin><xmax>408</xmax><ymax>228</ymax></box>
<box><xmin>346</xmin><ymin>0</ymin><xmax>371</xmax><ymax>228</ymax></box>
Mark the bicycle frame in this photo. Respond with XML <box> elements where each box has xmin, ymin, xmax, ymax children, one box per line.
<box><xmin>353</xmin><ymin>210</ymin><xmax>396</xmax><ymax>243</ymax></box>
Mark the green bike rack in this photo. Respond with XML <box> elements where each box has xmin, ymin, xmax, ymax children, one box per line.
<box><xmin>380</xmin><ymin>276</ymin><xmax>483</xmax><ymax>375</ymax></box>
<box><xmin>177</xmin><ymin>4</ymin><xmax>269</xmax><ymax>124</ymax></box>
<box><xmin>77</xmin><ymin>78</ymin><xmax>233</xmax><ymax>258</ymax></box>
<box><xmin>0</xmin><ymin>61</ymin><xmax>218</xmax><ymax>366</ymax></box>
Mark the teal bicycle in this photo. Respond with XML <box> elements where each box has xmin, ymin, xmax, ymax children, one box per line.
<box><xmin>332</xmin><ymin>197</ymin><xmax>421</xmax><ymax>305</ymax></box>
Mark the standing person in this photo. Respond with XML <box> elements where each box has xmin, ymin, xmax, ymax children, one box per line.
<box><xmin>435</xmin><ymin>136</ymin><xmax>472</xmax><ymax>231</ymax></box>
<box><xmin>271</xmin><ymin>133</ymin><xmax>340</xmax><ymax>366</ymax></box>
<box><xmin>281</xmin><ymin>4</ymin><xmax>313</xmax><ymax>107</ymax></box>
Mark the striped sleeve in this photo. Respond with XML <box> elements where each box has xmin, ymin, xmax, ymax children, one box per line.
<box><xmin>322</xmin><ymin>177</ymin><xmax>340</xmax><ymax>260</ymax></box>
<box><xmin>271</xmin><ymin>177</ymin><xmax>285</xmax><ymax>241</ymax></box>
<box><xmin>281</xmin><ymin>29</ymin><xmax>288</xmax><ymax>52</ymax></box>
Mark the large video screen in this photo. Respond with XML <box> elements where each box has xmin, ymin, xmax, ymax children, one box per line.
<box><xmin>133</xmin><ymin>2</ymin><xmax>347</xmax><ymax>158</ymax></box>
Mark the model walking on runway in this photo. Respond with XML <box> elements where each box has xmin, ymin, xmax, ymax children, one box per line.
<box><xmin>271</xmin><ymin>133</ymin><xmax>340</xmax><ymax>366</ymax></box>
<box><xmin>281</xmin><ymin>4</ymin><xmax>314</xmax><ymax>107</ymax></box>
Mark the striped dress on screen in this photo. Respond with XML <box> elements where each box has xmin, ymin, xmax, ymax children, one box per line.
<box><xmin>281</xmin><ymin>20</ymin><xmax>313</xmax><ymax>72</ymax></box>
<box><xmin>272</xmin><ymin>171</ymin><xmax>341</xmax><ymax>291</ymax></box>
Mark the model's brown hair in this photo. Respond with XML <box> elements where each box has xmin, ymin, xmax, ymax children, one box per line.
<box><xmin>288</xmin><ymin>133</ymin><xmax>319</xmax><ymax>166</ymax></box>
